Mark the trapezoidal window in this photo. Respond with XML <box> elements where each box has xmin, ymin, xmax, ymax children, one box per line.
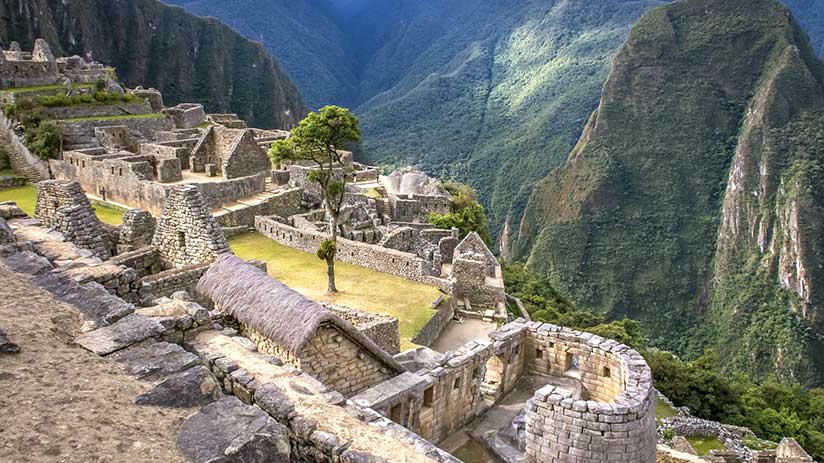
<box><xmin>177</xmin><ymin>231</ymin><xmax>186</xmax><ymax>249</ymax></box>
<box><xmin>565</xmin><ymin>352</ymin><xmax>580</xmax><ymax>376</ymax></box>
<box><xmin>536</xmin><ymin>348</ymin><xmax>544</xmax><ymax>359</ymax></box>
<box><xmin>423</xmin><ymin>386</ymin><xmax>435</xmax><ymax>408</ymax></box>
<box><xmin>603</xmin><ymin>366</ymin><xmax>611</xmax><ymax>378</ymax></box>
<box><xmin>453</xmin><ymin>376</ymin><xmax>462</xmax><ymax>391</ymax></box>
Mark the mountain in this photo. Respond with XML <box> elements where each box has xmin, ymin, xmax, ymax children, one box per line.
<box><xmin>784</xmin><ymin>0</ymin><xmax>824</xmax><ymax>57</ymax></box>
<box><xmin>165</xmin><ymin>0</ymin><xmax>670</xmax><ymax>244</ymax></box>
<box><xmin>513</xmin><ymin>0</ymin><xmax>824</xmax><ymax>385</ymax></box>
<box><xmin>0</xmin><ymin>0</ymin><xmax>307</xmax><ymax>129</ymax></box>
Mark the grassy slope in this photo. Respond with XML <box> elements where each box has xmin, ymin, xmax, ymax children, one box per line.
<box><xmin>0</xmin><ymin>0</ymin><xmax>307</xmax><ymax>129</ymax></box>
<box><xmin>229</xmin><ymin>232</ymin><xmax>442</xmax><ymax>350</ymax></box>
<box><xmin>516</xmin><ymin>0</ymin><xmax>824</xmax><ymax>385</ymax></box>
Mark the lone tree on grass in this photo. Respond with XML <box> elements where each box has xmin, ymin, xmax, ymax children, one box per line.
<box><xmin>268</xmin><ymin>106</ymin><xmax>361</xmax><ymax>294</ymax></box>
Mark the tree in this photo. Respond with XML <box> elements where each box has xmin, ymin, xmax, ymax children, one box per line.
<box><xmin>268</xmin><ymin>106</ymin><xmax>361</xmax><ymax>293</ymax></box>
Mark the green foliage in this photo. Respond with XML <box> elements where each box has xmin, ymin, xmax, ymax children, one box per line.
<box><xmin>38</xmin><ymin>91</ymin><xmax>142</xmax><ymax>107</ymax></box>
<box><xmin>24</xmin><ymin>121</ymin><xmax>63</xmax><ymax>160</ymax></box>
<box><xmin>503</xmin><ymin>263</ymin><xmax>645</xmax><ymax>349</ymax></box>
<box><xmin>649</xmin><ymin>349</ymin><xmax>824</xmax><ymax>461</ymax></box>
<box><xmin>662</xmin><ymin>429</ymin><xmax>675</xmax><ymax>440</ymax></box>
<box><xmin>317</xmin><ymin>239</ymin><xmax>337</xmax><ymax>261</ymax></box>
<box><xmin>515</xmin><ymin>0</ymin><xmax>824</xmax><ymax>386</ymax></box>
<box><xmin>429</xmin><ymin>180</ymin><xmax>491</xmax><ymax>243</ymax></box>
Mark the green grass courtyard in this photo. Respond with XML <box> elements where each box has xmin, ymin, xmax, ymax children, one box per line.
<box><xmin>229</xmin><ymin>231</ymin><xmax>443</xmax><ymax>350</ymax></box>
<box><xmin>0</xmin><ymin>183</ymin><xmax>125</xmax><ymax>225</ymax></box>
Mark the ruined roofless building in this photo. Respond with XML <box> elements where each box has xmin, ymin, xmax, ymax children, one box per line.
<box><xmin>196</xmin><ymin>254</ymin><xmax>404</xmax><ymax>398</ymax></box>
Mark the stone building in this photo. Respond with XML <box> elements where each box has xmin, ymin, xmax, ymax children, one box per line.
<box><xmin>0</xmin><ymin>39</ymin><xmax>59</xmax><ymax>88</ymax></box>
<box><xmin>383</xmin><ymin>168</ymin><xmax>453</xmax><ymax>223</ymax></box>
<box><xmin>152</xmin><ymin>185</ymin><xmax>230</xmax><ymax>268</ymax></box>
<box><xmin>452</xmin><ymin>232</ymin><xmax>507</xmax><ymax>317</ymax></box>
<box><xmin>196</xmin><ymin>254</ymin><xmax>404</xmax><ymax>398</ymax></box>
<box><xmin>190</xmin><ymin>125</ymin><xmax>270</xmax><ymax>179</ymax></box>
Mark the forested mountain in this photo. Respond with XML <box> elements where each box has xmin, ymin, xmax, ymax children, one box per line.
<box><xmin>513</xmin><ymin>0</ymin><xmax>824</xmax><ymax>386</ymax></box>
<box><xmin>163</xmin><ymin>0</ymin><xmax>824</xmax><ymax>247</ymax></box>
<box><xmin>0</xmin><ymin>0</ymin><xmax>307</xmax><ymax>129</ymax></box>
<box><xmin>165</xmin><ymin>0</ymin><xmax>666</xmax><ymax>243</ymax></box>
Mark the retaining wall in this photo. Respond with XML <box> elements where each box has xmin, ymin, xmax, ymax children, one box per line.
<box><xmin>138</xmin><ymin>262</ymin><xmax>211</xmax><ymax>304</ymax></box>
<box><xmin>411</xmin><ymin>297</ymin><xmax>455</xmax><ymax>348</ymax></box>
<box><xmin>256</xmin><ymin>215</ymin><xmax>451</xmax><ymax>291</ymax></box>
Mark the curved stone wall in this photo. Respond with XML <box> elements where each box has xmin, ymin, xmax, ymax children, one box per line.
<box><xmin>523</xmin><ymin>324</ymin><xmax>656</xmax><ymax>463</ymax></box>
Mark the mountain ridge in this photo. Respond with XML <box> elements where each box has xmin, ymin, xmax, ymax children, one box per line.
<box><xmin>514</xmin><ymin>0</ymin><xmax>824</xmax><ymax>385</ymax></box>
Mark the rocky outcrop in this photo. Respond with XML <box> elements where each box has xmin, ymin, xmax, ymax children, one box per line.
<box><xmin>176</xmin><ymin>397</ymin><xmax>291</xmax><ymax>463</ymax></box>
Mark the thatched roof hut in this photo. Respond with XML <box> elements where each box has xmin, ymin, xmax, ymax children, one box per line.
<box><xmin>196</xmin><ymin>254</ymin><xmax>403</xmax><ymax>372</ymax></box>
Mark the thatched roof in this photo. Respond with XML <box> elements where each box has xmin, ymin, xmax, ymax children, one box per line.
<box><xmin>195</xmin><ymin>254</ymin><xmax>403</xmax><ymax>372</ymax></box>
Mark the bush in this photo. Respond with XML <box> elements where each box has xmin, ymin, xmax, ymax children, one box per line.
<box><xmin>25</xmin><ymin>121</ymin><xmax>63</xmax><ymax>160</ymax></box>
<box><xmin>429</xmin><ymin>180</ymin><xmax>492</xmax><ymax>243</ymax></box>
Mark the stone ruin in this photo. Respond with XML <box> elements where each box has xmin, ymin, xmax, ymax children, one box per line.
<box><xmin>35</xmin><ymin>180</ymin><xmax>111</xmax><ymax>260</ymax></box>
<box><xmin>152</xmin><ymin>184</ymin><xmax>230</xmax><ymax>268</ymax></box>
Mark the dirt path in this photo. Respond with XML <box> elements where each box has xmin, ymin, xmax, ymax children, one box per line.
<box><xmin>0</xmin><ymin>263</ymin><xmax>191</xmax><ymax>462</ymax></box>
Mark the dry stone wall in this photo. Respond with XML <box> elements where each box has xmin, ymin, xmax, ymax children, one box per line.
<box><xmin>521</xmin><ymin>323</ymin><xmax>657</xmax><ymax>463</ymax></box>
<box><xmin>138</xmin><ymin>262</ymin><xmax>212</xmax><ymax>304</ymax></box>
<box><xmin>327</xmin><ymin>305</ymin><xmax>400</xmax><ymax>355</ymax></box>
<box><xmin>152</xmin><ymin>185</ymin><xmax>230</xmax><ymax>268</ymax></box>
<box><xmin>300</xmin><ymin>325</ymin><xmax>397</xmax><ymax>398</ymax></box>
<box><xmin>35</xmin><ymin>180</ymin><xmax>111</xmax><ymax>259</ymax></box>
<box><xmin>256</xmin><ymin>216</ymin><xmax>451</xmax><ymax>290</ymax></box>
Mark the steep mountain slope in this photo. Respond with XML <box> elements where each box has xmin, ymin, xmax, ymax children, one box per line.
<box><xmin>514</xmin><ymin>0</ymin><xmax>824</xmax><ymax>385</ymax></box>
<box><xmin>168</xmin><ymin>0</ymin><xmax>666</xmax><ymax>243</ymax></box>
<box><xmin>784</xmin><ymin>0</ymin><xmax>824</xmax><ymax>57</ymax></box>
<box><xmin>0</xmin><ymin>0</ymin><xmax>307</xmax><ymax>129</ymax></box>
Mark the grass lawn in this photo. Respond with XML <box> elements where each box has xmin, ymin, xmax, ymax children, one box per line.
<box><xmin>0</xmin><ymin>184</ymin><xmax>125</xmax><ymax>225</ymax></box>
<box><xmin>229</xmin><ymin>231</ymin><xmax>442</xmax><ymax>351</ymax></box>
<box><xmin>0</xmin><ymin>169</ymin><xmax>17</xmax><ymax>177</ymax></box>
<box><xmin>655</xmin><ymin>398</ymin><xmax>679</xmax><ymax>421</ymax></box>
<box><xmin>57</xmin><ymin>113</ymin><xmax>165</xmax><ymax>122</ymax></box>
<box><xmin>686</xmin><ymin>436</ymin><xmax>726</xmax><ymax>456</ymax></box>
<box><xmin>3</xmin><ymin>83</ymin><xmax>94</xmax><ymax>94</ymax></box>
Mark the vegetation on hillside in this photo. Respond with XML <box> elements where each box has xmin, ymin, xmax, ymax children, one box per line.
<box><xmin>514</xmin><ymin>0</ymin><xmax>824</xmax><ymax>385</ymax></box>
<box><xmin>0</xmin><ymin>0</ymin><xmax>307</xmax><ymax>129</ymax></box>
<box><xmin>505</xmin><ymin>263</ymin><xmax>824</xmax><ymax>461</ymax></box>
<box><xmin>429</xmin><ymin>180</ymin><xmax>491</xmax><ymax>244</ymax></box>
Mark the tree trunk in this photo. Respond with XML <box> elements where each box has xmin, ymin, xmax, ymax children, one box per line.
<box><xmin>326</xmin><ymin>214</ymin><xmax>338</xmax><ymax>294</ymax></box>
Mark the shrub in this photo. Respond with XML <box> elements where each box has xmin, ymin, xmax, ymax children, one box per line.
<box><xmin>25</xmin><ymin>121</ymin><xmax>63</xmax><ymax>160</ymax></box>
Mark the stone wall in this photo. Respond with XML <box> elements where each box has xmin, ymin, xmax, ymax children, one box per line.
<box><xmin>57</xmin><ymin>115</ymin><xmax>175</xmax><ymax>148</ymax></box>
<box><xmin>138</xmin><ymin>262</ymin><xmax>212</xmax><ymax>304</ymax></box>
<box><xmin>256</xmin><ymin>216</ymin><xmax>451</xmax><ymax>290</ymax></box>
<box><xmin>39</xmin><ymin>101</ymin><xmax>152</xmax><ymax>120</ymax></box>
<box><xmin>0</xmin><ymin>175</ymin><xmax>26</xmax><ymax>190</ymax></box>
<box><xmin>110</xmin><ymin>246</ymin><xmax>162</xmax><ymax>278</ymax></box>
<box><xmin>162</xmin><ymin>103</ymin><xmax>205</xmax><ymax>129</ymax></box>
<box><xmin>390</xmin><ymin>194</ymin><xmax>452</xmax><ymax>223</ymax></box>
<box><xmin>35</xmin><ymin>180</ymin><xmax>111</xmax><ymax>259</ymax></box>
<box><xmin>327</xmin><ymin>305</ymin><xmax>400</xmax><ymax>355</ymax></box>
<box><xmin>215</xmin><ymin>187</ymin><xmax>302</xmax><ymax>228</ymax></box>
<box><xmin>152</xmin><ymin>185</ymin><xmax>230</xmax><ymax>268</ymax></box>
<box><xmin>521</xmin><ymin>323</ymin><xmax>657</xmax><ymax>463</ymax></box>
<box><xmin>189</xmin><ymin>331</ymin><xmax>460</xmax><ymax>463</ymax></box>
<box><xmin>0</xmin><ymin>60</ymin><xmax>58</xmax><ymax>88</ymax></box>
<box><xmin>52</xmin><ymin>155</ymin><xmax>267</xmax><ymax>216</ymax></box>
<box><xmin>0</xmin><ymin>111</ymin><xmax>50</xmax><ymax>181</ymax></box>
<box><xmin>299</xmin><ymin>325</ymin><xmax>397</xmax><ymax>398</ymax></box>
<box><xmin>411</xmin><ymin>297</ymin><xmax>455</xmax><ymax>348</ymax></box>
